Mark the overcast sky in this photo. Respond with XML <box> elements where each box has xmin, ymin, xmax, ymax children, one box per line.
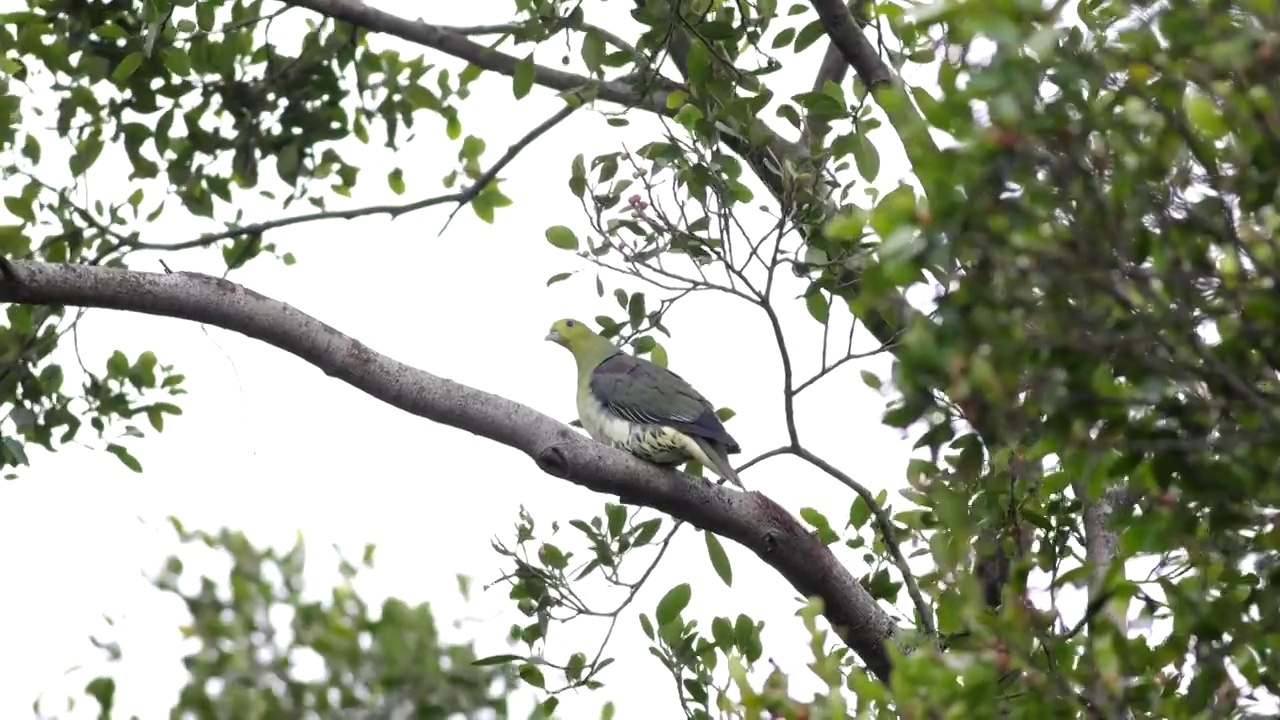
<box><xmin>0</xmin><ymin>2</ymin><xmax>1126</xmax><ymax>718</ymax></box>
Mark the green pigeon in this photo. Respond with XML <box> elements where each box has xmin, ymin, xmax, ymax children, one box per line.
<box><xmin>545</xmin><ymin>318</ymin><xmax>746</xmax><ymax>490</ymax></box>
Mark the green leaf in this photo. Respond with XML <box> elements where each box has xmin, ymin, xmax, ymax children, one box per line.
<box><xmin>581</xmin><ymin>29</ymin><xmax>607</xmax><ymax>75</ymax></box>
<box><xmin>633</xmin><ymin>518</ymin><xmax>661</xmax><ymax>545</ymax></box>
<box><xmin>794</xmin><ymin>19</ymin><xmax>826</xmax><ymax>52</ymax></box>
<box><xmin>106</xmin><ymin>350</ymin><xmax>129</xmax><ymax>377</ymax></box>
<box><xmin>472</xmin><ymin>653</ymin><xmax>523</xmax><ymax>666</ymax></box>
<box><xmin>605</xmin><ymin>503</ymin><xmax>626</xmax><ymax>538</ymax></box>
<box><xmin>538</xmin><ymin>543</ymin><xmax>569</xmax><ymax>570</ymax></box>
<box><xmin>674</xmin><ymin>104</ymin><xmax>703</xmax><ymax>129</ymax></box>
<box><xmin>3</xmin><ymin>196</ymin><xmax>34</xmax><ymax>223</ymax></box>
<box><xmin>823</xmin><ymin>209</ymin><xmax>867</xmax><ymax>241</ymax></box>
<box><xmin>851</xmin><ymin>133</ymin><xmax>881</xmax><ymax>182</ymax></box>
<box><xmin>848</xmin><ymin>496</ymin><xmax>872</xmax><ymax>529</ymax></box>
<box><xmin>704</xmin><ymin>531</ymin><xmax>733</xmax><ymax>587</ymax></box>
<box><xmin>733</xmin><ymin>614</ymin><xmax>762</xmax><ymax>662</ymax></box>
<box><xmin>460</xmin><ymin>135</ymin><xmax>487</xmax><ymax>160</ymax></box>
<box><xmin>711</xmin><ymin>616</ymin><xmax>735</xmax><ymax>650</ymax></box>
<box><xmin>20</xmin><ymin>134</ymin><xmax>40</xmax><ymax>164</ymax></box>
<box><xmin>404</xmin><ymin>85</ymin><xmax>440</xmax><ymax>111</ymax></box>
<box><xmin>909</xmin><ymin>86</ymin><xmax>952</xmax><ymax>133</ymax></box>
<box><xmin>387</xmin><ymin>168</ymin><xmax>406</xmax><ymax>195</ymax></box>
<box><xmin>195</xmin><ymin>3</ymin><xmax>215</xmax><ymax>31</ymax></box>
<box><xmin>94</xmin><ymin>23</ymin><xmax>131</xmax><ymax>40</ymax></box>
<box><xmin>650</xmin><ymin>342</ymin><xmax>668</xmax><ymax>368</ymax></box>
<box><xmin>870</xmin><ymin>184</ymin><xmax>919</xmax><ymax>240</ymax></box>
<box><xmin>569</xmin><ymin>153</ymin><xmax>587</xmax><ymax>198</ymax></box>
<box><xmin>545</xmin><ymin>225</ymin><xmax>579</xmax><ymax>250</ymax></box>
<box><xmin>805</xmin><ymin>289</ymin><xmax>829</xmax><ymax>324</ymax></box>
<box><xmin>107</xmin><ymin>444</ymin><xmax>142</xmax><ymax>473</ymax></box>
<box><xmin>655</xmin><ymin>583</ymin><xmax>692</xmax><ymax>626</ymax></box>
<box><xmin>472</xmin><ymin>195</ymin><xmax>495</xmax><ymax>223</ymax></box>
<box><xmin>513</xmin><ymin>54</ymin><xmax>535</xmax><ymax>99</ymax></box>
<box><xmin>627</xmin><ymin>292</ymin><xmax>646</xmax><ymax>329</ymax></box>
<box><xmin>1184</xmin><ymin>87</ymin><xmax>1229</xmax><ymax>141</ymax></box>
<box><xmin>638</xmin><ymin>613</ymin><xmax>655</xmax><ymax>640</ymax></box>
<box><xmin>112</xmin><ymin>52</ymin><xmax>144</xmax><ymax>82</ymax></box>
<box><xmin>160</xmin><ymin>47</ymin><xmax>191</xmax><ymax>76</ymax></box>
<box><xmin>84</xmin><ymin>676</ymin><xmax>115</xmax><ymax>713</ymax></box>
<box><xmin>546</xmin><ymin>272</ymin><xmax>573</xmax><ymax>286</ymax></box>
<box><xmin>518</xmin><ymin>663</ymin><xmax>546</xmax><ymax>689</ymax></box>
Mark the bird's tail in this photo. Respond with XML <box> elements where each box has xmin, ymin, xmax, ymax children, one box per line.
<box><xmin>692</xmin><ymin>437</ymin><xmax>747</xmax><ymax>490</ymax></box>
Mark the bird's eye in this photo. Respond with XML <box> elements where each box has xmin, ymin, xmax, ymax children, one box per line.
<box><xmin>565</xmin><ymin>320</ymin><xmax>575</xmax><ymax>327</ymax></box>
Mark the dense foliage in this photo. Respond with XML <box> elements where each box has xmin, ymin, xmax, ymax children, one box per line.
<box><xmin>4</xmin><ymin>0</ymin><xmax>1279</xmax><ymax>717</ymax></box>
<box><xmin>36</xmin><ymin>525</ymin><xmax>516</xmax><ymax>718</ymax></box>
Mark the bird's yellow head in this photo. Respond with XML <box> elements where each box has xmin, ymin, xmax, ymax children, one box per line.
<box><xmin>547</xmin><ymin>318</ymin><xmax>617</xmax><ymax>369</ymax></box>
<box><xmin>545</xmin><ymin>318</ymin><xmax>597</xmax><ymax>350</ymax></box>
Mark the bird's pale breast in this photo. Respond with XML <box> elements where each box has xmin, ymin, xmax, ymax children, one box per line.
<box><xmin>577</xmin><ymin>390</ymin><xmax>697</xmax><ymax>466</ymax></box>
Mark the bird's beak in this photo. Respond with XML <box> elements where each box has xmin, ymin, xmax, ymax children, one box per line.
<box><xmin>545</xmin><ymin>331</ymin><xmax>561</xmax><ymax>343</ymax></box>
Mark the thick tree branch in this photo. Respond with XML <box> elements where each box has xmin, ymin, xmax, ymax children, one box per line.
<box><xmin>1078</xmin><ymin>484</ymin><xmax>1130</xmax><ymax>633</ymax></box>
<box><xmin>278</xmin><ymin>0</ymin><xmax>918</xmax><ymax>351</ymax></box>
<box><xmin>804</xmin><ymin>0</ymin><xmax>864</xmax><ymax>142</ymax></box>
<box><xmin>440</xmin><ymin>20</ymin><xmax>645</xmax><ymax>65</ymax></box>
<box><xmin>0</xmin><ymin>259</ymin><xmax>899</xmax><ymax>682</ymax></box>
<box><xmin>805</xmin><ymin>0</ymin><xmax>893</xmax><ymax>89</ymax></box>
<box><xmin>1074</xmin><ymin>481</ymin><xmax>1132</xmax><ymax>716</ymax></box>
<box><xmin>640</xmin><ymin>3</ymin><xmax>921</xmax><ymax>352</ymax></box>
<box><xmin>648</xmin><ymin>14</ymin><xmax>798</xmax><ymax>211</ymax></box>
<box><xmin>278</xmin><ymin>0</ymin><xmax>669</xmax><ymax>110</ymax></box>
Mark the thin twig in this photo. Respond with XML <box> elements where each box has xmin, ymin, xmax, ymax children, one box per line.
<box><xmin>437</xmin><ymin>101</ymin><xmax>579</xmax><ymax>236</ymax></box>
<box><xmin>793</xmin><ymin>339</ymin><xmax>893</xmax><ymax>394</ymax></box>
<box><xmin>735</xmin><ymin>445</ymin><xmax>790</xmax><ymax>475</ymax></box>
<box><xmin>134</xmin><ymin>194</ymin><xmax>461</xmax><ymax>252</ymax></box>
<box><xmin>128</xmin><ymin>103</ymin><xmax>577</xmax><ymax>253</ymax></box>
<box><xmin>790</xmin><ymin>446</ymin><xmax>937</xmax><ymax>639</ymax></box>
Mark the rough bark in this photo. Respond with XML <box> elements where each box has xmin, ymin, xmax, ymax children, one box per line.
<box><xmin>280</xmin><ymin>0</ymin><xmax>673</xmax><ymax>111</ymax></box>
<box><xmin>804</xmin><ymin>0</ymin><xmax>894</xmax><ymax>89</ymax></box>
<box><xmin>0</xmin><ymin>259</ymin><xmax>899</xmax><ymax>681</ymax></box>
<box><xmin>1076</xmin><ymin>482</ymin><xmax>1132</xmax><ymax>715</ymax></box>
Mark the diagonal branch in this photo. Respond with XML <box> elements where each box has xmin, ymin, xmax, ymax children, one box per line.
<box><xmin>804</xmin><ymin>0</ymin><xmax>869</xmax><ymax>142</ymax></box>
<box><xmin>791</xmin><ymin>446</ymin><xmax>935</xmax><ymax>638</ymax></box>
<box><xmin>1074</xmin><ymin>481</ymin><xmax>1132</xmax><ymax>713</ymax></box>
<box><xmin>436</xmin><ymin>101</ymin><xmax>579</xmax><ymax>235</ymax></box>
<box><xmin>278</xmin><ymin>0</ymin><xmax>671</xmax><ymax>111</ymax></box>
<box><xmin>134</xmin><ymin>101</ymin><xmax>579</xmax><ymax>252</ymax></box>
<box><xmin>280</xmin><ymin>0</ymin><xmax>919</xmax><ymax>351</ymax></box>
<box><xmin>805</xmin><ymin>0</ymin><xmax>894</xmax><ymax>90</ymax></box>
<box><xmin>442</xmin><ymin>20</ymin><xmax>644</xmax><ymax>64</ymax></box>
<box><xmin>0</xmin><ymin>258</ymin><xmax>900</xmax><ymax>682</ymax></box>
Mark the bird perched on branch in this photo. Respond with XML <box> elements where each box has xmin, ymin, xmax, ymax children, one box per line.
<box><xmin>545</xmin><ymin>318</ymin><xmax>745</xmax><ymax>490</ymax></box>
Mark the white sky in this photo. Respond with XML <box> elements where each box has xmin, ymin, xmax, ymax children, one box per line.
<box><xmin>0</xmin><ymin>1</ymin><xmax>1160</xmax><ymax>718</ymax></box>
